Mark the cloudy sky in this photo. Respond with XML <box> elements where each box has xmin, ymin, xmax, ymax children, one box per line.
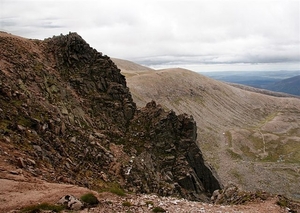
<box><xmin>1</xmin><ymin>0</ymin><xmax>299</xmax><ymax>71</ymax></box>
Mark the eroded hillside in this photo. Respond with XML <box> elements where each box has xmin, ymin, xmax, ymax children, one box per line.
<box><xmin>0</xmin><ymin>31</ymin><xmax>222</xmax><ymax>207</ymax></box>
<box><xmin>114</xmin><ymin>59</ymin><xmax>300</xmax><ymax>201</ymax></box>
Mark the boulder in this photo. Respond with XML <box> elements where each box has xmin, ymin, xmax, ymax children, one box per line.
<box><xmin>57</xmin><ymin>195</ymin><xmax>83</xmax><ymax>210</ymax></box>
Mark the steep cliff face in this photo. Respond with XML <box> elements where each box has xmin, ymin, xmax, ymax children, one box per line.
<box><xmin>0</xmin><ymin>32</ymin><xmax>221</xmax><ymax>200</ymax></box>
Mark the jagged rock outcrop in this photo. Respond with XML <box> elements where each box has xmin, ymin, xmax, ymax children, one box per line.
<box><xmin>211</xmin><ymin>183</ymin><xmax>270</xmax><ymax>205</ymax></box>
<box><xmin>122</xmin><ymin>101</ymin><xmax>221</xmax><ymax>201</ymax></box>
<box><xmin>45</xmin><ymin>33</ymin><xmax>136</xmax><ymax>129</ymax></box>
<box><xmin>0</xmin><ymin>31</ymin><xmax>221</xmax><ymax>201</ymax></box>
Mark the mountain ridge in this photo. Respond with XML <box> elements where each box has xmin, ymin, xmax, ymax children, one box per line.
<box><xmin>0</xmin><ymin>31</ymin><xmax>221</xmax><ymax>205</ymax></box>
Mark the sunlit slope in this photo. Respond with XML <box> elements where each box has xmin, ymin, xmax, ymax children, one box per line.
<box><xmin>112</xmin><ymin>58</ymin><xmax>155</xmax><ymax>72</ymax></box>
<box><xmin>113</xmin><ymin>58</ymin><xmax>300</xmax><ymax>200</ymax></box>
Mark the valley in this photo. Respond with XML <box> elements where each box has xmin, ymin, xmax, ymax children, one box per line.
<box><xmin>114</xmin><ymin>59</ymin><xmax>300</xmax><ymax>201</ymax></box>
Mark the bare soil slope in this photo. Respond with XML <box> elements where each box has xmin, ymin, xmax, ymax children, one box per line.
<box><xmin>114</xmin><ymin>58</ymin><xmax>300</xmax><ymax>201</ymax></box>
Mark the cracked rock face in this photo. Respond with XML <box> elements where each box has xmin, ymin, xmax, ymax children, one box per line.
<box><xmin>0</xmin><ymin>32</ymin><xmax>221</xmax><ymax>201</ymax></box>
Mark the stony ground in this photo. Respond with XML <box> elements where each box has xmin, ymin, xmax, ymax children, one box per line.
<box><xmin>0</xmin><ymin>159</ymin><xmax>291</xmax><ymax>213</ymax></box>
<box><xmin>0</xmin><ymin>178</ymin><xmax>289</xmax><ymax>213</ymax></box>
<box><xmin>0</xmin><ymin>146</ymin><xmax>295</xmax><ymax>212</ymax></box>
<box><xmin>83</xmin><ymin>193</ymin><xmax>289</xmax><ymax>213</ymax></box>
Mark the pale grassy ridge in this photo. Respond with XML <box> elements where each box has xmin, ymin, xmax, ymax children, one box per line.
<box><xmin>113</xmin><ymin>58</ymin><xmax>300</xmax><ymax>201</ymax></box>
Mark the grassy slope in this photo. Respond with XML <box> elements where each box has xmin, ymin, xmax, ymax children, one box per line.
<box><xmin>113</xmin><ymin>58</ymin><xmax>300</xmax><ymax>201</ymax></box>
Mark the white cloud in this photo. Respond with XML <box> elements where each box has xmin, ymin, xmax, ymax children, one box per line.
<box><xmin>0</xmin><ymin>0</ymin><xmax>299</xmax><ymax>71</ymax></box>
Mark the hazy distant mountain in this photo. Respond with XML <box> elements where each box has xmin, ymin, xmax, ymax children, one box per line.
<box><xmin>201</xmin><ymin>71</ymin><xmax>300</xmax><ymax>96</ymax></box>
<box><xmin>264</xmin><ymin>75</ymin><xmax>300</xmax><ymax>96</ymax></box>
<box><xmin>113</xmin><ymin>58</ymin><xmax>300</xmax><ymax>201</ymax></box>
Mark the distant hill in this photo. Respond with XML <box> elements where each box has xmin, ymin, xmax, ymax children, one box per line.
<box><xmin>201</xmin><ymin>71</ymin><xmax>300</xmax><ymax>96</ymax></box>
<box><xmin>113</xmin><ymin>58</ymin><xmax>300</xmax><ymax>201</ymax></box>
<box><xmin>228</xmin><ymin>83</ymin><xmax>300</xmax><ymax>99</ymax></box>
<box><xmin>112</xmin><ymin>58</ymin><xmax>155</xmax><ymax>72</ymax></box>
<box><xmin>264</xmin><ymin>75</ymin><xmax>300</xmax><ymax>96</ymax></box>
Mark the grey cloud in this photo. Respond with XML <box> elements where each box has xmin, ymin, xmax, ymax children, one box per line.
<box><xmin>0</xmin><ymin>0</ymin><xmax>299</xmax><ymax>71</ymax></box>
<box><xmin>0</xmin><ymin>18</ymin><xmax>17</xmax><ymax>27</ymax></box>
<box><xmin>36</xmin><ymin>19</ymin><xmax>65</xmax><ymax>29</ymax></box>
<box><xmin>136</xmin><ymin>53</ymin><xmax>300</xmax><ymax>67</ymax></box>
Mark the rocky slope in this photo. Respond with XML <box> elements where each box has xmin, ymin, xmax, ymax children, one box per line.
<box><xmin>114</xmin><ymin>59</ymin><xmax>300</xmax><ymax>201</ymax></box>
<box><xmin>0</xmin><ymin>154</ymin><xmax>295</xmax><ymax>212</ymax></box>
<box><xmin>0</xmin><ymin>31</ymin><xmax>222</xmax><ymax>206</ymax></box>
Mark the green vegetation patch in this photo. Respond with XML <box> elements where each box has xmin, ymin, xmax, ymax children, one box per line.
<box><xmin>146</xmin><ymin>201</ymin><xmax>154</xmax><ymax>206</ymax></box>
<box><xmin>109</xmin><ymin>185</ymin><xmax>126</xmax><ymax>196</ymax></box>
<box><xmin>240</xmin><ymin>145</ymin><xmax>256</xmax><ymax>160</ymax></box>
<box><xmin>247</xmin><ymin>132</ymin><xmax>264</xmax><ymax>150</ymax></box>
<box><xmin>80</xmin><ymin>193</ymin><xmax>99</xmax><ymax>206</ymax></box>
<box><xmin>227</xmin><ymin>149</ymin><xmax>242</xmax><ymax>160</ymax></box>
<box><xmin>225</xmin><ymin>131</ymin><xmax>233</xmax><ymax>147</ymax></box>
<box><xmin>98</xmin><ymin>182</ymin><xmax>126</xmax><ymax>196</ymax></box>
<box><xmin>231</xmin><ymin>169</ymin><xmax>244</xmax><ymax>184</ymax></box>
<box><xmin>152</xmin><ymin>206</ymin><xmax>166</xmax><ymax>212</ymax></box>
<box><xmin>256</xmin><ymin>111</ymin><xmax>278</xmax><ymax>128</ymax></box>
<box><xmin>261</xmin><ymin>139</ymin><xmax>300</xmax><ymax>163</ymax></box>
<box><xmin>122</xmin><ymin>201</ymin><xmax>133</xmax><ymax>207</ymax></box>
<box><xmin>21</xmin><ymin>202</ymin><xmax>65</xmax><ymax>213</ymax></box>
<box><xmin>276</xmin><ymin>195</ymin><xmax>300</xmax><ymax>212</ymax></box>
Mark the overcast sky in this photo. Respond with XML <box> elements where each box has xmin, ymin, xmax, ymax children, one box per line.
<box><xmin>1</xmin><ymin>0</ymin><xmax>299</xmax><ymax>71</ymax></box>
